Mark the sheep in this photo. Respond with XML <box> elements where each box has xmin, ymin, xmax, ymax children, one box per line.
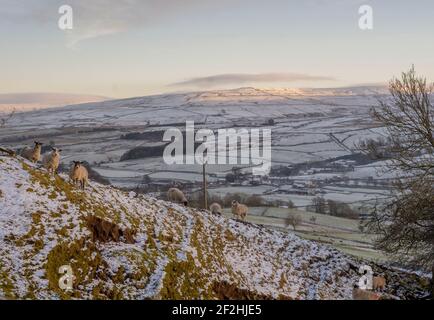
<box><xmin>21</xmin><ymin>141</ymin><xmax>43</xmax><ymax>163</ymax></box>
<box><xmin>42</xmin><ymin>147</ymin><xmax>62</xmax><ymax>175</ymax></box>
<box><xmin>167</xmin><ymin>188</ymin><xmax>188</xmax><ymax>206</ymax></box>
<box><xmin>373</xmin><ymin>276</ymin><xmax>386</xmax><ymax>291</ymax></box>
<box><xmin>352</xmin><ymin>287</ymin><xmax>381</xmax><ymax>300</ymax></box>
<box><xmin>69</xmin><ymin>161</ymin><xmax>89</xmax><ymax>190</ymax></box>
<box><xmin>231</xmin><ymin>200</ymin><xmax>248</xmax><ymax>221</ymax></box>
<box><xmin>209</xmin><ymin>202</ymin><xmax>222</xmax><ymax>215</ymax></box>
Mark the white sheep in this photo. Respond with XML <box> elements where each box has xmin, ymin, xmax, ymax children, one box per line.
<box><xmin>231</xmin><ymin>200</ymin><xmax>248</xmax><ymax>221</ymax></box>
<box><xmin>21</xmin><ymin>141</ymin><xmax>43</xmax><ymax>163</ymax></box>
<box><xmin>167</xmin><ymin>188</ymin><xmax>188</xmax><ymax>206</ymax></box>
<box><xmin>42</xmin><ymin>147</ymin><xmax>62</xmax><ymax>175</ymax></box>
<box><xmin>209</xmin><ymin>203</ymin><xmax>222</xmax><ymax>215</ymax></box>
<box><xmin>69</xmin><ymin>161</ymin><xmax>89</xmax><ymax>190</ymax></box>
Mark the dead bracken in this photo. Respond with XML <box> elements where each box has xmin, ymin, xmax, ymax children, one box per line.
<box><xmin>86</xmin><ymin>215</ymin><xmax>136</xmax><ymax>244</ymax></box>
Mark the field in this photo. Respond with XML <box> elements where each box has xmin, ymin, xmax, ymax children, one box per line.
<box><xmin>221</xmin><ymin>206</ymin><xmax>388</xmax><ymax>263</ymax></box>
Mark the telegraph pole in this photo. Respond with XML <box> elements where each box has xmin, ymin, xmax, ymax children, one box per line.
<box><xmin>203</xmin><ymin>161</ymin><xmax>208</xmax><ymax>210</ymax></box>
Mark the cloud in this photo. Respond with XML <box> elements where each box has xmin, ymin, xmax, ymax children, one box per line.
<box><xmin>0</xmin><ymin>0</ymin><xmax>378</xmax><ymax>49</ymax></box>
<box><xmin>0</xmin><ymin>0</ymin><xmax>226</xmax><ymax>48</ymax></box>
<box><xmin>170</xmin><ymin>73</ymin><xmax>336</xmax><ymax>88</ymax></box>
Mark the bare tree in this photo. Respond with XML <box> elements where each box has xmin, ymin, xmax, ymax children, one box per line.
<box><xmin>0</xmin><ymin>109</ymin><xmax>16</xmax><ymax>156</ymax></box>
<box><xmin>310</xmin><ymin>196</ymin><xmax>326</xmax><ymax>214</ymax></box>
<box><xmin>0</xmin><ymin>108</ymin><xmax>15</xmax><ymax>128</ymax></box>
<box><xmin>286</xmin><ymin>214</ymin><xmax>302</xmax><ymax>231</ymax></box>
<box><xmin>367</xmin><ymin>66</ymin><xmax>434</xmax><ymax>297</ymax></box>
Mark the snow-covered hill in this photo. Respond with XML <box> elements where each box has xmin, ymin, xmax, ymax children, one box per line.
<box><xmin>0</xmin><ymin>93</ymin><xmax>109</xmax><ymax>114</ymax></box>
<box><xmin>0</xmin><ymin>155</ymin><xmax>429</xmax><ymax>299</ymax></box>
<box><xmin>3</xmin><ymin>86</ymin><xmax>387</xmax><ymax>128</ymax></box>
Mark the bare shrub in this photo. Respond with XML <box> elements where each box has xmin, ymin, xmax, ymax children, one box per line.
<box><xmin>285</xmin><ymin>214</ymin><xmax>302</xmax><ymax>231</ymax></box>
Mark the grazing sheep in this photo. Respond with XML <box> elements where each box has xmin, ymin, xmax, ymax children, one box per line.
<box><xmin>21</xmin><ymin>141</ymin><xmax>43</xmax><ymax>163</ymax></box>
<box><xmin>352</xmin><ymin>287</ymin><xmax>381</xmax><ymax>300</ymax></box>
<box><xmin>69</xmin><ymin>161</ymin><xmax>89</xmax><ymax>190</ymax></box>
<box><xmin>231</xmin><ymin>200</ymin><xmax>248</xmax><ymax>221</ymax></box>
<box><xmin>42</xmin><ymin>147</ymin><xmax>62</xmax><ymax>175</ymax></box>
<box><xmin>167</xmin><ymin>188</ymin><xmax>188</xmax><ymax>206</ymax></box>
<box><xmin>373</xmin><ymin>276</ymin><xmax>386</xmax><ymax>291</ymax></box>
<box><xmin>209</xmin><ymin>202</ymin><xmax>222</xmax><ymax>215</ymax></box>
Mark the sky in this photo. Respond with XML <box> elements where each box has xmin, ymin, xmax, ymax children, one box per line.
<box><xmin>0</xmin><ymin>0</ymin><xmax>433</xmax><ymax>99</ymax></box>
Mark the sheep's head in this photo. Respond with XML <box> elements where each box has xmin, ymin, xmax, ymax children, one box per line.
<box><xmin>34</xmin><ymin>141</ymin><xmax>43</xmax><ymax>148</ymax></box>
<box><xmin>72</xmin><ymin>161</ymin><xmax>82</xmax><ymax>170</ymax></box>
<box><xmin>183</xmin><ymin>200</ymin><xmax>188</xmax><ymax>206</ymax></box>
<box><xmin>52</xmin><ymin>147</ymin><xmax>62</xmax><ymax>155</ymax></box>
<box><xmin>231</xmin><ymin>200</ymin><xmax>239</xmax><ymax>208</ymax></box>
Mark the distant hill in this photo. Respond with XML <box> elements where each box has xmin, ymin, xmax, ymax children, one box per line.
<box><xmin>0</xmin><ymin>93</ymin><xmax>109</xmax><ymax>113</ymax></box>
<box><xmin>0</xmin><ymin>155</ymin><xmax>429</xmax><ymax>299</ymax></box>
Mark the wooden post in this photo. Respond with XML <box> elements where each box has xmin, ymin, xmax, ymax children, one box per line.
<box><xmin>203</xmin><ymin>162</ymin><xmax>208</xmax><ymax>210</ymax></box>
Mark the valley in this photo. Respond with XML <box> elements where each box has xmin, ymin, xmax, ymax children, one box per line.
<box><xmin>0</xmin><ymin>86</ymin><xmax>397</xmax><ymax>262</ymax></box>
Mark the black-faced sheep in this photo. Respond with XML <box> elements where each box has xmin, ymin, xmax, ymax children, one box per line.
<box><xmin>167</xmin><ymin>188</ymin><xmax>188</xmax><ymax>206</ymax></box>
<box><xmin>42</xmin><ymin>147</ymin><xmax>62</xmax><ymax>175</ymax></box>
<box><xmin>70</xmin><ymin>161</ymin><xmax>89</xmax><ymax>190</ymax></box>
<box><xmin>231</xmin><ymin>200</ymin><xmax>248</xmax><ymax>221</ymax></box>
<box><xmin>21</xmin><ymin>141</ymin><xmax>43</xmax><ymax>163</ymax></box>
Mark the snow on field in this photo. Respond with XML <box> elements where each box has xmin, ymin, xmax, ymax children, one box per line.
<box><xmin>93</xmin><ymin>168</ymin><xmax>145</xmax><ymax>179</ymax></box>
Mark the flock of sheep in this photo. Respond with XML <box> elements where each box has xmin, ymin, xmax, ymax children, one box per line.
<box><xmin>20</xmin><ymin>141</ymin><xmax>88</xmax><ymax>190</ymax></box>
<box><xmin>19</xmin><ymin>141</ymin><xmax>249</xmax><ymax>221</ymax></box>
<box><xmin>167</xmin><ymin>187</ymin><xmax>248</xmax><ymax>221</ymax></box>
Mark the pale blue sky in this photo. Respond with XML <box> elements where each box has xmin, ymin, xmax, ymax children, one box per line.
<box><xmin>0</xmin><ymin>0</ymin><xmax>433</xmax><ymax>98</ymax></box>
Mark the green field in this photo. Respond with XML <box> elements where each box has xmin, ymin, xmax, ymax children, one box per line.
<box><xmin>222</xmin><ymin>206</ymin><xmax>389</xmax><ymax>263</ymax></box>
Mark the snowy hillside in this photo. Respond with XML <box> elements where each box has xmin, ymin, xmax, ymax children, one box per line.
<box><xmin>0</xmin><ymin>155</ymin><xmax>429</xmax><ymax>299</ymax></box>
<box><xmin>2</xmin><ymin>86</ymin><xmax>387</xmax><ymax>127</ymax></box>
